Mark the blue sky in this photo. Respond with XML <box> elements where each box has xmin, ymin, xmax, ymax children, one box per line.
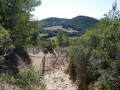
<box><xmin>31</xmin><ymin>0</ymin><xmax>120</xmax><ymax>20</ymax></box>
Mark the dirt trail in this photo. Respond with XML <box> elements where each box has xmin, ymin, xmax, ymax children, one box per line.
<box><xmin>29</xmin><ymin>51</ymin><xmax>78</xmax><ymax>90</ymax></box>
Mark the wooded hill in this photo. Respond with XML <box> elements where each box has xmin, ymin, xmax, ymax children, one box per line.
<box><xmin>38</xmin><ymin>16</ymin><xmax>99</xmax><ymax>37</ymax></box>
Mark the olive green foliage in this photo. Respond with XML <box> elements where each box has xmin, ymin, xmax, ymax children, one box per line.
<box><xmin>0</xmin><ymin>0</ymin><xmax>41</xmax><ymax>63</ymax></box>
<box><xmin>0</xmin><ymin>1</ymin><xmax>44</xmax><ymax>89</ymax></box>
<box><xmin>104</xmin><ymin>1</ymin><xmax>120</xmax><ymax>22</ymax></box>
<box><xmin>42</xmin><ymin>41</ymin><xmax>56</xmax><ymax>53</ymax></box>
<box><xmin>0</xmin><ymin>66</ymin><xmax>45</xmax><ymax>90</ymax></box>
<box><xmin>63</xmin><ymin>16</ymin><xmax>99</xmax><ymax>32</ymax></box>
<box><xmin>0</xmin><ymin>0</ymin><xmax>41</xmax><ymax>50</ymax></box>
<box><xmin>64</xmin><ymin>36</ymin><xmax>70</xmax><ymax>46</ymax></box>
<box><xmin>57</xmin><ymin>31</ymin><xmax>70</xmax><ymax>47</ymax></box>
<box><xmin>70</xmin><ymin>5</ymin><xmax>120</xmax><ymax>89</ymax></box>
<box><xmin>0</xmin><ymin>26</ymin><xmax>14</xmax><ymax>62</ymax></box>
<box><xmin>57</xmin><ymin>31</ymin><xmax>63</xmax><ymax>46</ymax></box>
<box><xmin>30</xmin><ymin>28</ymin><xmax>40</xmax><ymax>47</ymax></box>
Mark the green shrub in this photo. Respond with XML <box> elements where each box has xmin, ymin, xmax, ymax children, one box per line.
<box><xmin>69</xmin><ymin>18</ymin><xmax>120</xmax><ymax>89</ymax></box>
<box><xmin>0</xmin><ymin>26</ymin><xmax>14</xmax><ymax>63</ymax></box>
<box><xmin>42</xmin><ymin>41</ymin><xmax>56</xmax><ymax>53</ymax></box>
<box><xmin>0</xmin><ymin>66</ymin><xmax>45</xmax><ymax>90</ymax></box>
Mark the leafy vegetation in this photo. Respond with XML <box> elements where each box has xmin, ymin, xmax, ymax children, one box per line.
<box><xmin>69</xmin><ymin>2</ymin><xmax>120</xmax><ymax>90</ymax></box>
<box><xmin>63</xmin><ymin>16</ymin><xmax>99</xmax><ymax>32</ymax></box>
<box><xmin>0</xmin><ymin>0</ymin><xmax>41</xmax><ymax>51</ymax></box>
<box><xmin>1</xmin><ymin>0</ymin><xmax>120</xmax><ymax>89</ymax></box>
<box><xmin>0</xmin><ymin>0</ymin><xmax>45</xmax><ymax>89</ymax></box>
<box><xmin>0</xmin><ymin>0</ymin><xmax>42</xmax><ymax>62</ymax></box>
<box><xmin>104</xmin><ymin>1</ymin><xmax>120</xmax><ymax>22</ymax></box>
<box><xmin>0</xmin><ymin>66</ymin><xmax>45</xmax><ymax>90</ymax></box>
<box><xmin>57</xmin><ymin>31</ymin><xmax>70</xmax><ymax>47</ymax></box>
<box><xmin>41</xmin><ymin>17</ymin><xmax>68</xmax><ymax>26</ymax></box>
<box><xmin>38</xmin><ymin>16</ymin><xmax>99</xmax><ymax>38</ymax></box>
<box><xmin>0</xmin><ymin>26</ymin><xmax>14</xmax><ymax>62</ymax></box>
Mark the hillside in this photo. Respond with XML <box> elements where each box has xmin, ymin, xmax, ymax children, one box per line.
<box><xmin>38</xmin><ymin>16</ymin><xmax>99</xmax><ymax>38</ymax></box>
<box><xmin>42</xmin><ymin>17</ymin><xmax>69</xmax><ymax>26</ymax></box>
<box><xmin>62</xmin><ymin>16</ymin><xmax>99</xmax><ymax>32</ymax></box>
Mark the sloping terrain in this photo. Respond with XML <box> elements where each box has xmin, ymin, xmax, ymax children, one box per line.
<box><xmin>29</xmin><ymin>51</ymin><xmax>78</xmax><ymax>90</ymax></box>
<box><xmin>40</xmin><ymin>16</ymin><xmax>99</xmax><ymax>32</ymax></box>
<box><xmin>38</xmin><ymin>16</ymin><xmax>99</xmax><ymax>37</ymax></box>
<box><xmin>63</xmin><ymin>16</ymin><xmax>99</xmax><ymax>32</ymax></box>
<box><xmin>44</xmin><ymin>26</ymin><xmax>78</xmax><ymax>33</ymax></box>
<box><xmin>42</xmin><ymin>17</ymin><xmax>69</xmax><ymax>26</ymax></box>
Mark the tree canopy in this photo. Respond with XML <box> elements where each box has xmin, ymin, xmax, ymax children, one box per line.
<box><xmin>0</xmin><ymin>0</ymin><xmax>41</xmax><ymax>50</ymax></box>
<box><xmin>104</xmin><ymin>0</ymin><xmax>120</xmax><ymax>22</ymax></box>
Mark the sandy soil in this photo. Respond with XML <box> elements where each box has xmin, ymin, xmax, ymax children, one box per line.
<box><xmin>29</xmin><ymin>51</ymin><xmax>78</xmax><ymax>90</ymax></box>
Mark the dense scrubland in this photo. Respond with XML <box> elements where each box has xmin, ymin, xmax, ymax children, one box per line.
<box><xmin>0</xmin><ymin>0</ymin><xmax>120</xmax><ymax>90</ymax></box>
<box><xmin>69</xmin><ymin>2</ymin><xmax>120</xmax><ymax>90</ymax></box>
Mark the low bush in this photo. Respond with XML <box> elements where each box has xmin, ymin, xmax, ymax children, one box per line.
<box><xmin>0</xmin><ymin>66</ymin><xmax>45</xmax><ymax>90</ymax></box>
<box><xmin>69</xmin><ymin>18</ymin><xmax>120</xmax><ymax>90</ymax></box>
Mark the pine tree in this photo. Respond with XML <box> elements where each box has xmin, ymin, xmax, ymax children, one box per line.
<box><xmin>0</xmin><ymin>0</ymin><xmax>41</xmax><ymax>50</ymax></box>
<box><xmin>104</xmin><ymin>0</ymin><xmax>120</xmax><ymax>22</ymax></box>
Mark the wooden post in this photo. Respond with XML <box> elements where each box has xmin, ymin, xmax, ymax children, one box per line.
<box><xmin>66</xmin><ymin>50</ymin><xmax>69</xmax><ymax>61</ymax></box>
<box><xmin>42</xmin><ymin>55</ymin><xmax>45</xmax><ymax>74</ymax></box>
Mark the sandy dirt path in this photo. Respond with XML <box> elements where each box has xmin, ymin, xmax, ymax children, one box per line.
<box><xmin>29</xmin><ymin>51</ymin><xmax>77</xmax><ymax>90</ymax></box>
